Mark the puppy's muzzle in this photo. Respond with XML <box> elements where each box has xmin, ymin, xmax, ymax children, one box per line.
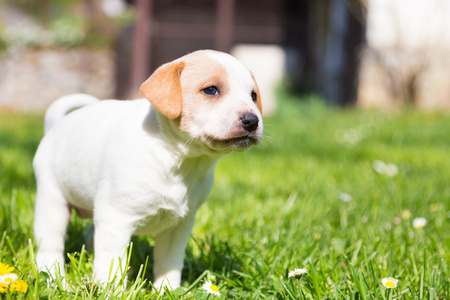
<box><xmin>204</xmin><ymin>113</ymin><xmax>262</xmax><ymax>151</ymax></box>
<box><xmin>222</xmin><ymin>112</ymin><xmax>261</xmax><ymax>150</ymax></box>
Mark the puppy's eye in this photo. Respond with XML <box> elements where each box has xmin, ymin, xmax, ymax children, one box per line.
<box><xmin>251</xmin><ymin>91</ymin><xmax>258</xmax><ymax>102</ymax></box>
<box><xmin>202</xmin><ymin>86</ymin><xmax>219</xmax><ymax>96</ymax></box>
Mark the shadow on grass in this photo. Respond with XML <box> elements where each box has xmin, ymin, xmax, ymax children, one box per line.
<box><xmin>63</xmin><ymin>214</ymin><xmax>239</xmax><ymax>286</ymax></box>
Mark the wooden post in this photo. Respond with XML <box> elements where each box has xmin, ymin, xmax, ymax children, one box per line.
<box><xmin>215</xmin><ymin>0</ymin><xmax>235</xmax><ymax>52</ymax></box>
<box><xmin>129</xmin><ymin>0</ymin><xmax>153</xmax><ymax>97</ymax></box>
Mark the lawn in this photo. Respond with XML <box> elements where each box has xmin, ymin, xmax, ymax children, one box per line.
<box><xmin>0</xmin><ymin>94</ymin><xmax>449</xmax><ymax>299</ymax></box>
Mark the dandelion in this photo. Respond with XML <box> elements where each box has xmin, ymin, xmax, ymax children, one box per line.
<box><xmin>429</xmin><ymin>203</ymin><xmax>437</xmax><ymax>212</ymax></box>
<box><xmin>413</xmin><ymin>217</ymin><xmax>427</xmax><ymax>229</ymax></box>
<box><xmin>288</xmin><ymin>268</ymin><xmax>307</xmax><ymax>278</ymax></box>
<box><xmin>202</xmin><ymin>281</ymin><xmax>221</xmax><ymax>297</ymax></box>
<box><xmin>382</xmin><ymin>277</ymin><xmax>399</xmax><ymax>289</ymax></box>
<box><xmin>401</xmin><ymin>209</ymin><xmax>411</xmax><ymax>220</ymax></box>
<box><xmin>9</xmin><ymin>279</ymin><xmax>28</xmax><ymax>293</ymax></box>
<box><xmin>339</xmin><ymin>193</ymin><xmax>352</xmax><ymax>203</ymax></box>
<box><xmin>0</xmin><ymin>263</ymin><xmax>14</xmax><ymax>276</ymax></box>
<box><xmin>0</xmin><ymin>262</ymin><xmax>27</xmax><ymax>294</ymax></box>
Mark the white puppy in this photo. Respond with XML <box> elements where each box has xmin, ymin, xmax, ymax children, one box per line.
<box><xmin>33</xmin><ymin>50</ymin><xmax>263</xmax><ymax>290</ymax></box>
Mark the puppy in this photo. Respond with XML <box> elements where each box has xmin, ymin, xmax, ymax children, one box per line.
<box><xmin>33</xmin><ymin>50</ymin><xmax>263</xmax><ymax>290</ymax></box>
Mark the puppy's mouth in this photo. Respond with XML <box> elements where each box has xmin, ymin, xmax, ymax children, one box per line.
<box><xmin>206</xmin><ymin>133</ymin><xmax>260</xmax><ymax>151</ymax></box>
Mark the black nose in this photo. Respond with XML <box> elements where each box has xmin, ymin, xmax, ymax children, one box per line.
<box><xmin>240</xmin><ymin>113</ymin><xmax>259</xmax><ymax>132</ymax></box>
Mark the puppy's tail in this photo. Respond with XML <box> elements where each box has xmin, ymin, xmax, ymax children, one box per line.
<box><xmin>44</xmin><ymin>93</ymin><xmax>99</xmax><ymax>134</ymax></box>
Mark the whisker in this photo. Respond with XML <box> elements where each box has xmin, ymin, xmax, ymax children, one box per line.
<box><xmin>184</xmin><ymin>135</ymin><xmax>195</xmax><ymax>146</ymax></box>
<box><xmin>263</xmin><ymin>135</ymin><xmax>274</xmax><ymax>143</ymax></box>
<box><xmin>261</xmin><ymin>135</ymin><xmax>274</xmax><ymax>146</ymax></box>
<box><xmin>262</xmin><ymin>127</ymin><xmax>274</xmax><ymax>143</ymax></box>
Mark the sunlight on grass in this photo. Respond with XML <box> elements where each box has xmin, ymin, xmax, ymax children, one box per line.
<box><xmin>0</xmin><ymin>94</ymin><xmax>449</xmax><ymax>299</ymax></box>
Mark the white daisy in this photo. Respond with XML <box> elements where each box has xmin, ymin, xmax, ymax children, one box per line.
<box><xmin>373</xmin><ymin>160</ymin><xmax>386</xmax><ymax>174</ymax></box>
<box><xmin>384</xmin><ymin>163</ymin><xmax>399</xmax><ymax>177</ymax></box>
<box><xmin>339</xmin><ymin>193</ymin><xmax>352</xmax><ymax>202</ymax></box>
<box><xmin>382</xmin><ymin>277</ymin><xmax>399</xmax><ymax>289</ymax></box>
<box><xmin>288</xmin><ymin>268</ymin><xmax>307</xmax><ymax>278</ymax></box>
<box><xmin>373</xmin><ymin>160</ymin><xmax>398</xmax><ymax>177</ymax></box>
<box><xmin>202</xmin><ymin>281</ymin><xmax>221</xmax><ymax>297</ymax></box>
<box><xmin>0</xmin><ymin>273</ymin><xmax>18</xmax><ymax>285</ymax></box>
<box><xmin>413</xmin><ymin>217</ymin><xmax>427</xmax><ymax>229</ymax></box>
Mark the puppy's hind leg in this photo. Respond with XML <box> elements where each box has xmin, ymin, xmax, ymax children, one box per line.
<box><xmin>34</xmin><ymin>184</ymin><xmax>71</xmax><ymax>279</ymax></box>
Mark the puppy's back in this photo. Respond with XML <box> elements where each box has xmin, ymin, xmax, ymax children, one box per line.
<box><xmin>34</xmin><ymin>99</ymin><xmax>152</xmax><ymax>205</ymax></box>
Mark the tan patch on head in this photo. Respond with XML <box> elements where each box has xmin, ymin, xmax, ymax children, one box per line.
<box><xmin>251</xmin><ymin>73</ymin><xmax>262</xmax><ymax>114</ymax></box>
<box><xmin>180</xmin><ymin>52</ymin><xmax>229</xmax><ymax>96</ymax></box>
<box><xmin>177</xmin><ymin>54</ymin><xmax>230</xmax><ymax>131</ymax></box>
<box><xmin>140</xmin><ymin>61</ymin><xmax>185</xmax><ymax>119</ymax></box>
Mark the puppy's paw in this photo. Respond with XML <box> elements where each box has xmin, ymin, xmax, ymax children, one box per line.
<box><xmin>152</xmin><ymin>270</ymin><xmax>181</xmax><ymax>293</ymax></box>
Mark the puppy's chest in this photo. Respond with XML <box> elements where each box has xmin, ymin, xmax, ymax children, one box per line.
<box><xmin>133</xmin><ymin>165</ymin><xmax>215</xmax><ymax>235</ymax></box>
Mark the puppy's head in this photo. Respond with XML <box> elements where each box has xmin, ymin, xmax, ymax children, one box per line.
<box><xmin>140</xmin><ymin>50</ymin><xmax>263</xmax><ymax>153</ymax></box>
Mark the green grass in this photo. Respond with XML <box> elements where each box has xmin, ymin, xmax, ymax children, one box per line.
<box><xmin>0</xmin><ymin>94</ymin><xmax>449</xmax><ymax>299</ymax></box>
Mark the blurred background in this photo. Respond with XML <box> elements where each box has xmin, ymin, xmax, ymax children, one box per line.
<box><xmin>0</xmin><ymin>0</ymin><xmax>449</xmax><ymax>114</ymax></box>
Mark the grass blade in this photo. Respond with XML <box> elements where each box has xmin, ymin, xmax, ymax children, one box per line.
<box><xmin>253</xmin><ymin>257</ymin><xmax>268</xmax><ymax>281</ymax></box>
<box><xmin>279</xmin><ymin>278</ymin><xmax>297</xmax><ymax>300</ymax></box>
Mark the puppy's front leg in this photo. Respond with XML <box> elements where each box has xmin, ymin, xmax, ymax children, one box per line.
<box><xmin>153</xmin><ymin>213</ymin><xmax>196</xmax><ymax>290</ymax></box>
<box><xmin>92</xmin><ymin>213</ymin><xmax>134</xmax><ymax>287</ymax></box>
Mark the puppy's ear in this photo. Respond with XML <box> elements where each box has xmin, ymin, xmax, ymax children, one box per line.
<box><xmin>140</xmin><ymin>61</ymin><xmax>185</xmax><ymax>119</ymax></box>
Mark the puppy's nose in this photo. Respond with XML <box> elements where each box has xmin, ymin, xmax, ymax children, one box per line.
<box><xmin>240</xmin><ymin>113</ymin><xmax>259</xmax><ymax>132</ymax></box>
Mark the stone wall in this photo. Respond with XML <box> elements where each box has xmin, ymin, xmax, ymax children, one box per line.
<box><xmin>0</xmin><ymin>48</ymin><xmax>115</xmax><ymax>112</ymax></box>
<box><xmin>358</xmin><ymin>48</ymin><xmax>450</xmax><ymax>110</ymax></box>
<box><xmin>357</xmin><ymin>0</ymin><xmax>450</xmax><ymax>110</ymax></box>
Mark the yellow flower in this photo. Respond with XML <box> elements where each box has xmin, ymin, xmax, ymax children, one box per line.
<box><xmin>0</xmin><ymin>263</ymin><xmax>14</xmax><ymax>276</ymax></box>
<box><xmin>10</xmin><ymin>279</ymin><xmax>28</xmax><ymax>293</ymax></box>
<box><xmin>401</xmin><ymin>209</ymin><xmax>411</xmax><ymax>220</ymax></box>
<box><xmin>202</xmin><ymin>281</ymin><xmax>221</xmax><ymax>297</ymax></box>
<box><xmin>0</xmin><ymin>283</ymin><xmax>8</xmax><ymax>294</ymax></box>
<box><xmin>429</xmin><ymin>203</ymin><xmax>437</xmax><ymax>212</ymax></box>
<box><xmin>382</xmin><ymin>277</ymin><xmax>399</xmax><ymax>288</ymax></box>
